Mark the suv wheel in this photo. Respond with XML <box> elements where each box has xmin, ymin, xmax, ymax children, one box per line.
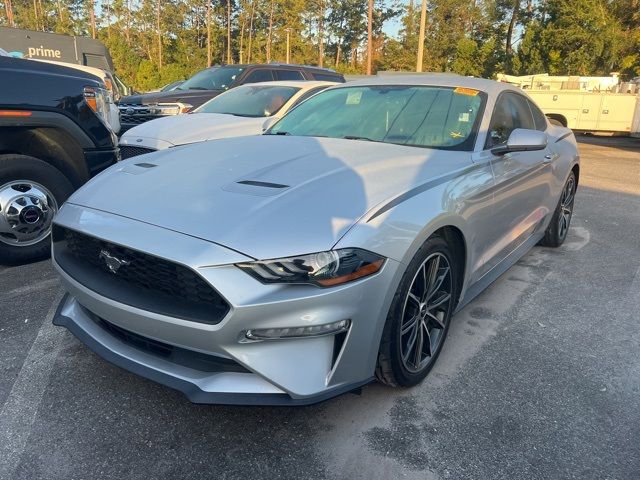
<box><xmin>0</xmin><ymin>155</ymin><xmax>74</xmax><ymax>264</ymax></box>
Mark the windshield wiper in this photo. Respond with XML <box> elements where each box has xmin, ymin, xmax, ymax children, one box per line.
<box><xmin>342</xmin><ymin>135</ymin><xmax>378</xmax><ymax>142</ymax></box>
<box><xmin>220</xmin><ymin>112</ymin><xmax>257</xmax><ymax>117</ymax></box>
<box><xmin>268</xmin><ymin>131</ymin><xmax>290</xmax><ymax>135</ymax></box>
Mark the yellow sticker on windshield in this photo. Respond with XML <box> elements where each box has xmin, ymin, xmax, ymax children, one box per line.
<box><xmin>454</xmin><ymin>87</ymin><xmax>479</xmax><ymax>96</ymax></box>
<box><xmin>346</xmin><ymin>91</ymin><xmax>362</xmax><ymax>105</ymax></box>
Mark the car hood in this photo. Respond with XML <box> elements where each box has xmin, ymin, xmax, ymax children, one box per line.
<box><xmin>119</xmin><ymin>89</ymin><xmax>225</xmax><ymax>108</ymax></box>
<box><xmin>120</xmin><ymin>113</ymin><xmax>266</xmax><ymax>147</ymax></box>
<box><xmin>67</xmin><ymin>136</ymin><xmax>466</xmax><ymax>260</ymax></box>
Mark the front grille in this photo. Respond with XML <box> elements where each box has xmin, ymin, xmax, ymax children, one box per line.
<box><xmin>84</xmin><ymin>308</ymin><xmax>248</xmax><ymax>373</ymax></box>
<box><xmin>53</xmin><ymin>226</ymin><xmax>230</xmax><ymax>324</ymax></box>
<box><xmin>120</xmin><ymin>114</ymin><xmax>160</xmax><ymax>125</ymax></box>
<box><xmin>120</xmin><ymin>145</ymin><xmax>156</xmax><ymax>159</ymax></box>
<box><xmin>118</xmin><ymin>104</ymin><xmax>158</xmax><ymax>126</ymax></box>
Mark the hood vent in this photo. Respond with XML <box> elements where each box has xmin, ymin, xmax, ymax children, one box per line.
<box><xmin>236</xmin><ymin>180</ymin><xmax>289</xmax><ymax>189</ymax></box>
<box><xmin>223</xmin><ymin>178</ymin><xmax>291</xmax><ymax>197</ymax></box>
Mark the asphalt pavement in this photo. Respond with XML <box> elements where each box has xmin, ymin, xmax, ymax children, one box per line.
<box><xmin>1</xmin><ymin>135</ymin><xmax>639</xmax><ymax>480</ymax></box>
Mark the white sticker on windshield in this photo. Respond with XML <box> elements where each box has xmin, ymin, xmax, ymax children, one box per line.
<box><xmin>458</xmin><ymin>112</ymin><xmax>470</xmax><ymax>122</ymax></box>
<box><xmin>346</xmin><ymin>91</ymin><xmax>362</xmax><ymax>105</ymax></box>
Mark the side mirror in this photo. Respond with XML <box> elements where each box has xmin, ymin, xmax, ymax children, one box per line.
<box><xmin>491</xmin><ymin>128</ymin><xmax>547</xmax><ymax>156</ymax></box>
<box><xmin>262</xmin><ymin>116</ymin><xmax>278</xmax><ymax>132</ymax></box>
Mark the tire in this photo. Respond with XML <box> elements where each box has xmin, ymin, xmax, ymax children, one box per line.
<box><xmin>539</xmin><ymin>171</ymin><xmax>576</xmax><ymax>248</ymax></box>
<box><xmin>376</xmin><ymin>235</ymin><xmax>458</xmax><ymax>387</ymax></box>
<box><xmin>0</xmin><ymin>154</ymin><xmax>74</xmax><ymax>265</ymax></box>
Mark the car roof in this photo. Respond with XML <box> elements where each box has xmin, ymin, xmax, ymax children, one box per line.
<box><xmin>238</xmin><ymin>80</ymin><xmax>339</xmax><ymax>89</ymax></box>
<box><xmin>343</xmin><ymin>73</ymin><xmax>521</xmax><ymax>97</ymax></box>
<box><xmin>218</xmin><ymin>63</ymin><xmax>340</xmax><ymax>74</ymax></box>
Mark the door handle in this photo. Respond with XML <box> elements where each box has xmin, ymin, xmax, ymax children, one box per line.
<box><xmin>543</xmin><ymin>154</ymin><xmax>553</xmax><ymax>163</ymax></box>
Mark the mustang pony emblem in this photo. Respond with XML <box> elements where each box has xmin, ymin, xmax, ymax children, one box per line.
<box><xmin>99</xmin><ymin>249</ymin><xmax>131</xmax><ymax>274</ymax></box>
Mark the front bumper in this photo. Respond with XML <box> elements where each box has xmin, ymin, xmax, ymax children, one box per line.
<box><xmin>52</xmin><ymin>204</ymin><xmax>402</xmax><ymax>405</ymax></box>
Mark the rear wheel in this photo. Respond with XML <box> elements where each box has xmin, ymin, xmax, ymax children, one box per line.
<box><xmin>376</xmin><ymin>236</ymin><xmax>457</xmax><ymax>387</ymax></box>
<box><xmin>0</xmin><ymin>155</ymin><xmax>74</xmax><ymax>264</ymax></box>
<box><xmin>540</xmin><ymin>171</ymin><xmax>576</xmax><ymax>248</ymax></box>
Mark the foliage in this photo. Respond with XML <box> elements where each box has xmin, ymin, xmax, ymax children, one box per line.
<box><xmin>0</xmin><ymin>0</ymin><xmax>638</xmax><ymax>90</ymax></box>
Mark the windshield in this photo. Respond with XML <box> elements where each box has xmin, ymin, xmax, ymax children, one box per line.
<box><xmin>178</xmin><ymin>67</ymin><xmax>244</xmax><ymax>91</ymax></box>
<box><xmin>268</xmin><ymin>85</ymin><xmax>486</xmax><ymax>150</ymax></box>
<box><xmin>194</xmin><ymin>85</ymin><xmax>300</xmax><ymax>117</ymax></box>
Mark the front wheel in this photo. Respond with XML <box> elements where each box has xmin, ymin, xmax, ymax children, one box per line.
<box><xmin>0</xmin><ymin>155</ymin><xmax>74</xmax><ymax>264</ymax></box>
<box><xmin>540</xmin><ymin>171</ymin><xmax>576</xmax><ymax>248</ymax></box>
<box><xmin>376</xmin><ymin>236</ymin><xmax>457</xmax><ymax>387</ymax></box>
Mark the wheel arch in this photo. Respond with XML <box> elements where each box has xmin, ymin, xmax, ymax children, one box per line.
<box><xmin>400</xmin><ymin>214</ymin><xmax>471</xmax><ymax>307</ymax></box>
<box><xmin>571</xmin><ymin>162</ymin><xmax>580</xmax><ymax>186</ymax></box>
<box><xmin>0</xmin><ymin>126</ymin><xmax>88</xmax><ymax>188</ymax></box>
<box><xmin>432</xmin><ymin>225</ymin><xmax>466</xmax><ymax>307</ymax></box>
<box><xmin>546</xmin><ymin>113</ymin><xmax>568</xmax><ymax>128</ymax></box>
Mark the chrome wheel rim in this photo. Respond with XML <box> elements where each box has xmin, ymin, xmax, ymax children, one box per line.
<box><xmin>0</xmin><ymin>180</ymin><xmax>58</xmax><ymax>247</ymax></box>
<box><xmin>558</xmin><ymin>176</ymin><xmax>575</xmax><ymax>240</ymax></box>
<box><xmin>400</xmin><ymin>252</ymin><xmax>453</xmax><ymax>374</ymax></box>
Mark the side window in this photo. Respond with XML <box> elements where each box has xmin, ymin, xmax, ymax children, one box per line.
<box><xmin>242</xmin><ymin>69</ymin><xmax>274</xmax><ymax>84</ymax></box>
<box><xmin>528</xmin><ymin>100</ymin><xmax>548</xmax><ymax>131</ymax></box>
<box><xmin>312</xmin><ymin>73</ymin><xmax>344</xmax><ymax>82</ymax></box>
<box><xmin>289</xmin><ymin>86</ymin><xmax>328</xmax><ymax>108</ymax></box>
<box><xmin>487</xmin><ymin>93</ymin><xmax>535</xmax><ymax>148</ymax></box>
<box><xmin>274</xmin><ymin>69</ymin><xmax>304</xmax><ymax>81</ymax></box>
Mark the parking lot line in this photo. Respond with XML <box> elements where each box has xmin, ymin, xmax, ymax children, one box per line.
<box><xmin>0</xmin><ymin>292</ymin><xmax>64</xmax><ymax>480</ymax></box>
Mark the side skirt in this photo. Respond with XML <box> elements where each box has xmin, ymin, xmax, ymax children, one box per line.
<box><xmin>454</xmin><ymin>230</ymin><xmax>545</xmax><ymax>313</ymax></box>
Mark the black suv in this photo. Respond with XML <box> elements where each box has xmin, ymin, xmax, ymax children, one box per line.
<box><xmin>0</xmin><ymin>56</ymin><xmax>119</xmax><ymax>264</ymax></box>
<box><xmin>117</xmin><ymin>63</ymin><xmax>345</xmax><ymax>132</ymax></box>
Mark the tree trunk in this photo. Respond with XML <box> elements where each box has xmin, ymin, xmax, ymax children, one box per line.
<box><xmin>38</xmin><ymin>0</ymin><xmax>44</xmax><ymax>29</ymax></box>
<box><xmin>56</xmin><ymin>0</ymin><xmax>64</xmax><ymax>27</ymax></box>
<box><xmin>5</xmin><ymin>0</ymin><xmax>15</xmax><ymax>27</ymax></box>
<box><xmin>335</xmin><ymin>42</ymin><xmax>341</xmax><ymax>66</ymax></box>
<box><xmin>247</xmin><ymin>0</ymin><xmax>255</xmax><ymax>64</ymax></box>
<box><xmin>266</xmin><ymin>0</ymin><xmax>274</xmax><ymax>63</ymax></box>
<box><xmin>239</xmin><ymin>5</ymin><xmax>246</xmax><ymax>63</ymax></box>
<box><xmin>366</xmin><ymin>0</ymin><xmax>373</xmax><ymax>74</ymax></box>
<box><xmin>318</xmin><ymin>0</ymin><xmax>324</xmax><ymax>67</ymax></box>
<box><xmin>506</xmin><ymin>0</ymin><xmax>520</xmax><ymax>57</ymax></box>
<box><xmin>416</xmin><ymin>0</ymin><xmax>427</xmax><ymax>72</ymax></box>
<box><xmin>227</xmin><ymin>0</ymin><xmax>232</xmax><ymax>63</ymax></box>
<box><xmin>156</xmin><ymin>0</ymin><xmax>162</xmax><ymax>70</ymax></box>
<box><xmin>89</xmin><ymin>0</ymin><xmax>96</xmax><ymax>39</ymax></box>
<box><xmin>206</xmin><ymin>1</ymin><xmax>212</xmax><ymax>67</ymax></box>
<box><xmin>32</xmin><ymin>0</ymin><xmax>39</xmax><ymax>30</ymax></box>
<box><xmin>125</xmin><ymin>0</ymin><xmax>131</xmax><ymax>44</ymax></box>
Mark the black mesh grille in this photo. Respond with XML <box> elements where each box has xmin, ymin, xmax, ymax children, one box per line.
<box><xmin>120</xmin><ymin>145</ymin><xmax>156</xmax><ymax>159</ymax></box>
<box><xmin>120</xmin><ymin>114</ymin><xmax>160</xmax><ymax>125</ymax></box>
<box><xmin>53</xmin><ymin>226</ymin><xmax>229</xmax><ymax>324</ymax></box>
<box><xmin>85</xmin><ymin>309</ymin><xmax>249</xmax><ymax>373</ymax></box>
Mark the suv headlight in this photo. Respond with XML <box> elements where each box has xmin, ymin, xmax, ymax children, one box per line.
<box><xmin>237</xmin><ymin>248</ymin><xmax>385</xmax><ymax>287</ymax></box>
<box><xmin>84</xmin><ymin>86</ymin><xmax>109</xmax><ymax>123</ymax></box>
<box><xmin>150</xmin><ymin>103</ymin><xmax>193</xmax><ymax>115</ymax></box>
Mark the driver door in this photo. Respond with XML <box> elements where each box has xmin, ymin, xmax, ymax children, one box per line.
<box><xmin>483</xmin><ymin>92</ymin><xmax>554</xmax><ymax>272</ymax></box>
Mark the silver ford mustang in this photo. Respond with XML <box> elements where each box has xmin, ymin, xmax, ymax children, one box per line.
<box><xmin>51</xmin><ymin>75</ymin><xmax>579</xmax><ymax>405</ymax></box>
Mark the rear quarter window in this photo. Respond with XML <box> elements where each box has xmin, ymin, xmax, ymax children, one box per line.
<box><xmin>310</xmin><ymin>72</ymin><xmax>345</xmax><ymax>82</ymax></box>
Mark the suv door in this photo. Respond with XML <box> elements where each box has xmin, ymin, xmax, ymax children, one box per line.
<box><xmin>484</xmin><ymin>92</ymin><xmax>554</xmax><ymax>271</ymax></box>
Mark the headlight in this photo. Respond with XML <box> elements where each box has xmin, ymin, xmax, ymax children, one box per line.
<box><xmin>236</xmin><ymin>248</ymin><xmax>385</xmax><ymax>287</ymax></box>
<box><xmin>150</xmin><ymin>103</ymin><xmax>193</xmax><ymax>115</ymax></box>
<box><xmin>84</xmin><ymin>86</ymin><xmax>108</xmax><ymax>123</ymax></box>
